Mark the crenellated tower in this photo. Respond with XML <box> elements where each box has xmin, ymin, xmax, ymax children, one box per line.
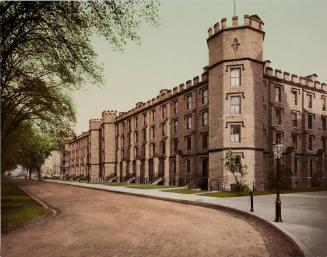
<box><xmin>101</xmin><ymin>110</ymin><xmax>118</xmax><ymax>179</ymax></box>
<box><xmin>89</xmin><ymin>118</ymin><xmax>102</xmax><ymax>181</ymax></box>
<box><xmin>207</xmin><ymin>15</ymin><xmax>266</xmax><ymax>190</ymax></box>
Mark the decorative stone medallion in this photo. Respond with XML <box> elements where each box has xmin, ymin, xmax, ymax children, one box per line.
<box><xmin>231</xmin><ymin>38</ymin><xmax>240</xmax><ymax>53</ymax></box>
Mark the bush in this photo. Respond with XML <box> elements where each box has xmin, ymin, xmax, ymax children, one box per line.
<box><xmin>231</xmin><ymin>182</ymin><xmax>250</xmax><ymax>192</ymax></box>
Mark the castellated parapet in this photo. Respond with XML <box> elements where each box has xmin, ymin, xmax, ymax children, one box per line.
<box><xmin>101</xmin><ymin>110</ymin><xmax>117</xmax><ymax>123</ymax></box>
<box><xmin>264</xmin><ymin>65</ymin><xmax>327</xmax><ymax>92</ymax></box>
<box><xmin>208</xmin><ymin>14</ymin><xmax>264</xmax><ymax>38</ymax></box>
<box><xmin>89</xmin><ymin>119</ymin><xmax>102</xmax><ymax>130</ymax></box>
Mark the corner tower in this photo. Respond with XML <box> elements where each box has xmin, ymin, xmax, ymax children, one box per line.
<box><xmin>89</xmin><ymin>118</ymin><xmax>102</xmax><ymax>182</ymax></box>
<box><xmin>101</xmin><ymin>110</ymin><xmax>117</xmax><ymax>179</ymax></box>
<box><xmin>207</xmin><ymin>15</ymin><xmax>266</xmax><ymax>190</ymax></box>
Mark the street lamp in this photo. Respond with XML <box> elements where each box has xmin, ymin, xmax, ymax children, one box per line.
<box><xmin>273</xmin><ymin>143</ymin><xmax>283</xmax><ymax>222</ymax></box>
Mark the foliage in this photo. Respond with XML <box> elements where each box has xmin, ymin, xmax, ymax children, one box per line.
<box><xmin>267</xmin><ymin>164</ymin><xmax>292</xmax><ymax>190</ymax></box>
<box><xmin>1</xmin><ymin>178</ymin><xmax>46</xmax><ymax>231</ymax></box>
<box><xmin>0</xmin><ymin>1</ymin><xmax>159</xmax><ymax>172</ymax></box>
<box><xmin>224</xmin><ymin>150</ymin><xmax>249</xmax><ymax>192</ymax></box>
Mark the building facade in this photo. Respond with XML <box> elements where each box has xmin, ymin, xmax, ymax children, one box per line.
<box><xmin>61</xmin><ymin>15</ymin><xmax>327</xmax><ymax>190</ymax></box>
<box><xmin>40</xmin><ymin>151</ymin><xmax>61</xmax><ymax>178</ymax></box>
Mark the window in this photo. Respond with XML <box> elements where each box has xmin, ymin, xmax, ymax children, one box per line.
<box><xmin>187</xmin><ymin>95</ymin><xmax>192</xmax><ymax>109</ymax></box>
<box><xmin>173</xmin><ymin>119</ymin><xmax>178</xmax><ymax>133</ymax></box>
<box><xmin>160</xmin><ymin>141</ymin><xmax>165</xmax><ymax>154</ymax></box>
<box><xmin>202</xmin><ymin>133</ymin><xmax>208</xmax><ymax>149</ymax></box>
<box><xmin>230</xmin><ymin>125</ymin><xmax>241</xmax><ymax>143</ymax></box>
<box><xmin>292</xmin><ymin>90</ymin><xmax>297</xmax><ymax>105</ymax></box>
<box><xmin>151</xmin><ymin>143</ymin><xmax>156</xmax><ymax>157</ymax></box>
<box><xmin>134</xmin><ymin>132</ymin><xmax>138</xmax><ymax>143</ymax></box>
<box><xmin>151</xmin><ymin>126</ymin><xmax>155</xmax><ymax>138</ymax></box>
<box><xmin>275</xmin><ymin>87</ymin><xmax>281</xmax><ymax>102</ymax></box>
<box><xmin>322</xmin><ymin>116</ymin><xmax>327</xmax><ymax>131</ymax></box>
<box><xmin>292</xmin><ymin>134</ymin><xmax>298</xmax><ymax>150</ymax></box>
<box><xmin>308</xmin><ymin>114</ymin><xmax>313</xmax><ymax>129</ymax></box>
<box><xmin>186</xmin><ymin>116</ymin><xmax>192</xmax><ymax>130</ymax></box>
<box><xmin>202</xmin><ymin>89</ymin><xmax>208</xmax><ymax>104</ymax></box>
<box><xmin>134</xmin><ymin>147</ymin><xmax>138</xmax><ymax>159</ymax></box>
<box><xmin>162</xmin><ymin>105</ymin><xmax>166</xmax><ymax>118</ymax></box>
<box><xmin>152</xmin><ymin>110</ymin><xmax>155</xmax><ymax>122</ymax></box>
<box><xmin>142</xmin><ymin>145</ymin><xmax>145</xmax><ymax>158</ymax></box>
<box><xmin>187</xmin><ymin>160</ymin><xmax>191</xmax><ymax>173</ymax></box>
<box><xmin>323</xmin><ymin>98</ymin><xmax>326</xmax><ymax>111</ymax></box>
<box><xmin>143</xmin><ymin>113</ymin><xmax>147</xmax><ymax>125</ymax></box>
<box><xmin>122</xmin><ymin>122</ymin><xmax>125</xmax><ymax>131</ymax></box>
<box><xmin>309</xmin><ymin>135</ymin><xmax>314</xmax><ymax>150</ymax></box>
<box><xmin>322</xmin><ymin>137</ymin><xmax>326</xmax><ymax>151</ymax></box>
<box><xmin>128</xmin><ymin>120</ymin><xmax>131</xmax><ymax>131</ymax></box>
<box><xmin>202</xmin><ymin>111</ymin><xmax>208</xmax><ymax>126</ymax></box>
<box><xmin>172</xmin><ymin>159</ymin><xmax>176</xmax><ymax>175</ymax></box>
<box><xmin>116</xmin><ymin>125</ymin><xmax>119</xmax><ymax>134</ymax></box>
<box><xmin>143</xmin><ymin>129</ymin><xmax>146</xmax><ymax>141</ymax></box>
<box><xmin>135</xmin><ymin>117</ymin><xmax>138</xmax><ymax>128</ymax></box>
<box><xmin>128</xmin><ymin>134</ymin><xmax>131</xmax><ymax>144</ymax></box>
<box><xmin>186</xmin><ymin>136</ymin><xmax>191</xmax><ymax>151</ymax></box>
<box><xmin>292</xmin><ymin>112</ymin><xmax>298</xmax><ymax>127</ymax></box>
<box><xmin>172</xmin><ymin>140</ymin><xmax>178</xmax><ymax>154</ymax></box>
<box><xmin>230</xmin><ymin>68</ymin><xmax>241</xmax><ymax>86</ymax></box>
<box><xmin>310</xmin><ymin>159</ymin><xmax>314</xmax><ymax>177</ymax></box>
<box><xmin>162</xmin><ymin>123</ymin><xmax>166</xmax><ymax>136</ymax></box>
<box><xmin>121</xmin><ymin>136</ymin><xmax>124</xmax><ymax>147</ymax></box>
<box><xmin>230</xmin><ymin>96</ymin><xmax>241</xmax><ymax>114</ymax></box>
<box><xmin>276</xmin><ymin>108</ymin><xmax>281</xmax><ymax>125</ymax></box>
<box><xmin>294</xmin><ymin>158</ymin><xmax>298</xmax><ymax>175</ymax></box>
<box><xmin>276</xmin><ymin>132</ymin><xmax>282</xmax><ymax>144</ymax></box>
<box><xmin>173</xmin><ymin>101</ymin><xmax>178</xmax><ymax>114</ymax></box>
<box><xmin>308</xmin><ymin>94</ymin><xmax>313</xmax><ymax>108</ymax></box>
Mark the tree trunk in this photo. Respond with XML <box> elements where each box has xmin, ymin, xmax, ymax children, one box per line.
<box><xmin>37</xmin><ymin>167</ymin><xmax>41</xmax><ymax>180</ymax></box>
<box><xmin>29</xmin><ymin>169</ymin><xmax>32</xmax><ymax>179</ymax></box>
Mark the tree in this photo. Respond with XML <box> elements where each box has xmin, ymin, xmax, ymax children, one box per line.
<box><xmin>1</xmin><ymin>1</ymin><xmax>159</xmax><ymax>172</ymax></box>
<box><xmin>224</xmin><ymin>151</ymin><xmax>249</xmax><ymax>191</ymax></box>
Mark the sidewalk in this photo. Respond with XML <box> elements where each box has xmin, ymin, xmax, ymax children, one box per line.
<box><xmin>46</xmin><ymin>179</ymin><xmax>327</xmax><ymax>257</ymax></box>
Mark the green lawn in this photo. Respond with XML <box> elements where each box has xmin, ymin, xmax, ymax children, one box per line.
<box><xmin>201</xmin><ymin>187</ymin><xmax>327</xmax><ymax>198</ymax></box>
<box><xmin>101</xmin><ymin>182</ymin><xmax>129</xmax><ymax>186</ymax></box>
<box><xmin>162</xmin><ymin>188</ymin><xmax>206</xmax><ymax>194</ymax></box>
<box><xmin>127</xmin><ymin>184</ymin><xmax>176</xmax><ymax>190</ymax></box>
<box><xmin>1</xmin><ymin>179</ymin><xmax>47</xmax><ymax>231</ymax></box>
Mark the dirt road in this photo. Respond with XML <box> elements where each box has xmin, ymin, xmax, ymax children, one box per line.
<box><xmin>2</xmin><ymin>179</ymin><xmax>298</xmax><ymax>257</ymax></box>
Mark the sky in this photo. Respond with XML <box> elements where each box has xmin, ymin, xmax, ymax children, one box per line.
<box><xmin>72</xmin><ymin>0</ymin><xmax>327</xmax><ymax>135</ymax></box>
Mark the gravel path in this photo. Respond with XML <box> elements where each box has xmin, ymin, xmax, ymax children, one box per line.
<box><xmin>2</xmin><ymin>179</ymin><xmax>299</xmax><ymax>257</ymax></box>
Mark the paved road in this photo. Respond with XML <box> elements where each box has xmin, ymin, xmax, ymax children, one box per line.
<box><xmin>45</xmin><ymin>179</ymin><xmax>327</xmax><ymax>257</ymax></box>
<box><xmin>2</xmin><ymin>179</ymin><xmax>298</xmax><ymax>257</ymax></box>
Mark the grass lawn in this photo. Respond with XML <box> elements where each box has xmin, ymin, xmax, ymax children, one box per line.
<box><xmin>201</xmin><ymin>187</ymin><xmax>327</xmax><ymax>198</ymax></box>
<box><xmin>1</xmin><ymin>179</ymin><xmax>47</xmax><ymax>231</ymax></box>
<box><xmin>101</xmin><ymin>182</ymin><xmax>129</xmax><ymax>186</ymax></box>
<box><xmin>162</xmin><ymin>188</ymin><xmax>206</xmax><ymax>194</ymax></box>
<box><xmin>126</xmin><ymin>184</ymin><xmax>176</xmax><ymax>189</ymax></box>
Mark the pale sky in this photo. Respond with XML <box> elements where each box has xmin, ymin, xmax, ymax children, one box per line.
<box><xmin>72</xmin><ymin>0</ymin><xmax>327</xmax><ymax>135</ymax></box>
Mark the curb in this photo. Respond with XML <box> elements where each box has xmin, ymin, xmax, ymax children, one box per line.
<box><xmin>2</xmin><ymin>180</ymin><xmax>58</xmax><ymax>234</ymax></box>
<box><xmin>45</xmin><ymin>179</ymin><xmax>304</xmax><ymax>257</ymax></box>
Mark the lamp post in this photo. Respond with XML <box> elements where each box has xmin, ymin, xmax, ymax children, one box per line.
<box><xmin>273</xmin><ymin>143</ymin><xmax>283</xmax><ymax>222</ymax></box>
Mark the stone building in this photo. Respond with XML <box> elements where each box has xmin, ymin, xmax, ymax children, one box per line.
<box><xmin>40</xmin><ymin>151</ymin><xmax>61</xmax><ymax>178</ymax></box>
<box><xmin>61</xmin><ymin>15</ymin><xmax>327</xmax><ymax>190</ymax></box>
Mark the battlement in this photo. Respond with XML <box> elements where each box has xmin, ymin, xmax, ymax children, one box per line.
<box><xmin>89</xmin><ymin>118</ymin><xmax>102</xmax><ymax>129</ymax></box>
<box><xmin>208</xmin><ymin>14</ymin><xmax>264</xmax><ymax>38</ymax></box>
<box><xmin>264</xmin><ymin>61</ymin><xmax>327</xmax><ymax>92</ymax></box>
<box><xmin>101</xmin><ymin>110</ymin><xmax>117</xmax><ymax>122</ymax></box>
<box><xmin>116</xmin><ymin>67</ymin><xmax>209</xmax><ymax>120</ymax></box>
